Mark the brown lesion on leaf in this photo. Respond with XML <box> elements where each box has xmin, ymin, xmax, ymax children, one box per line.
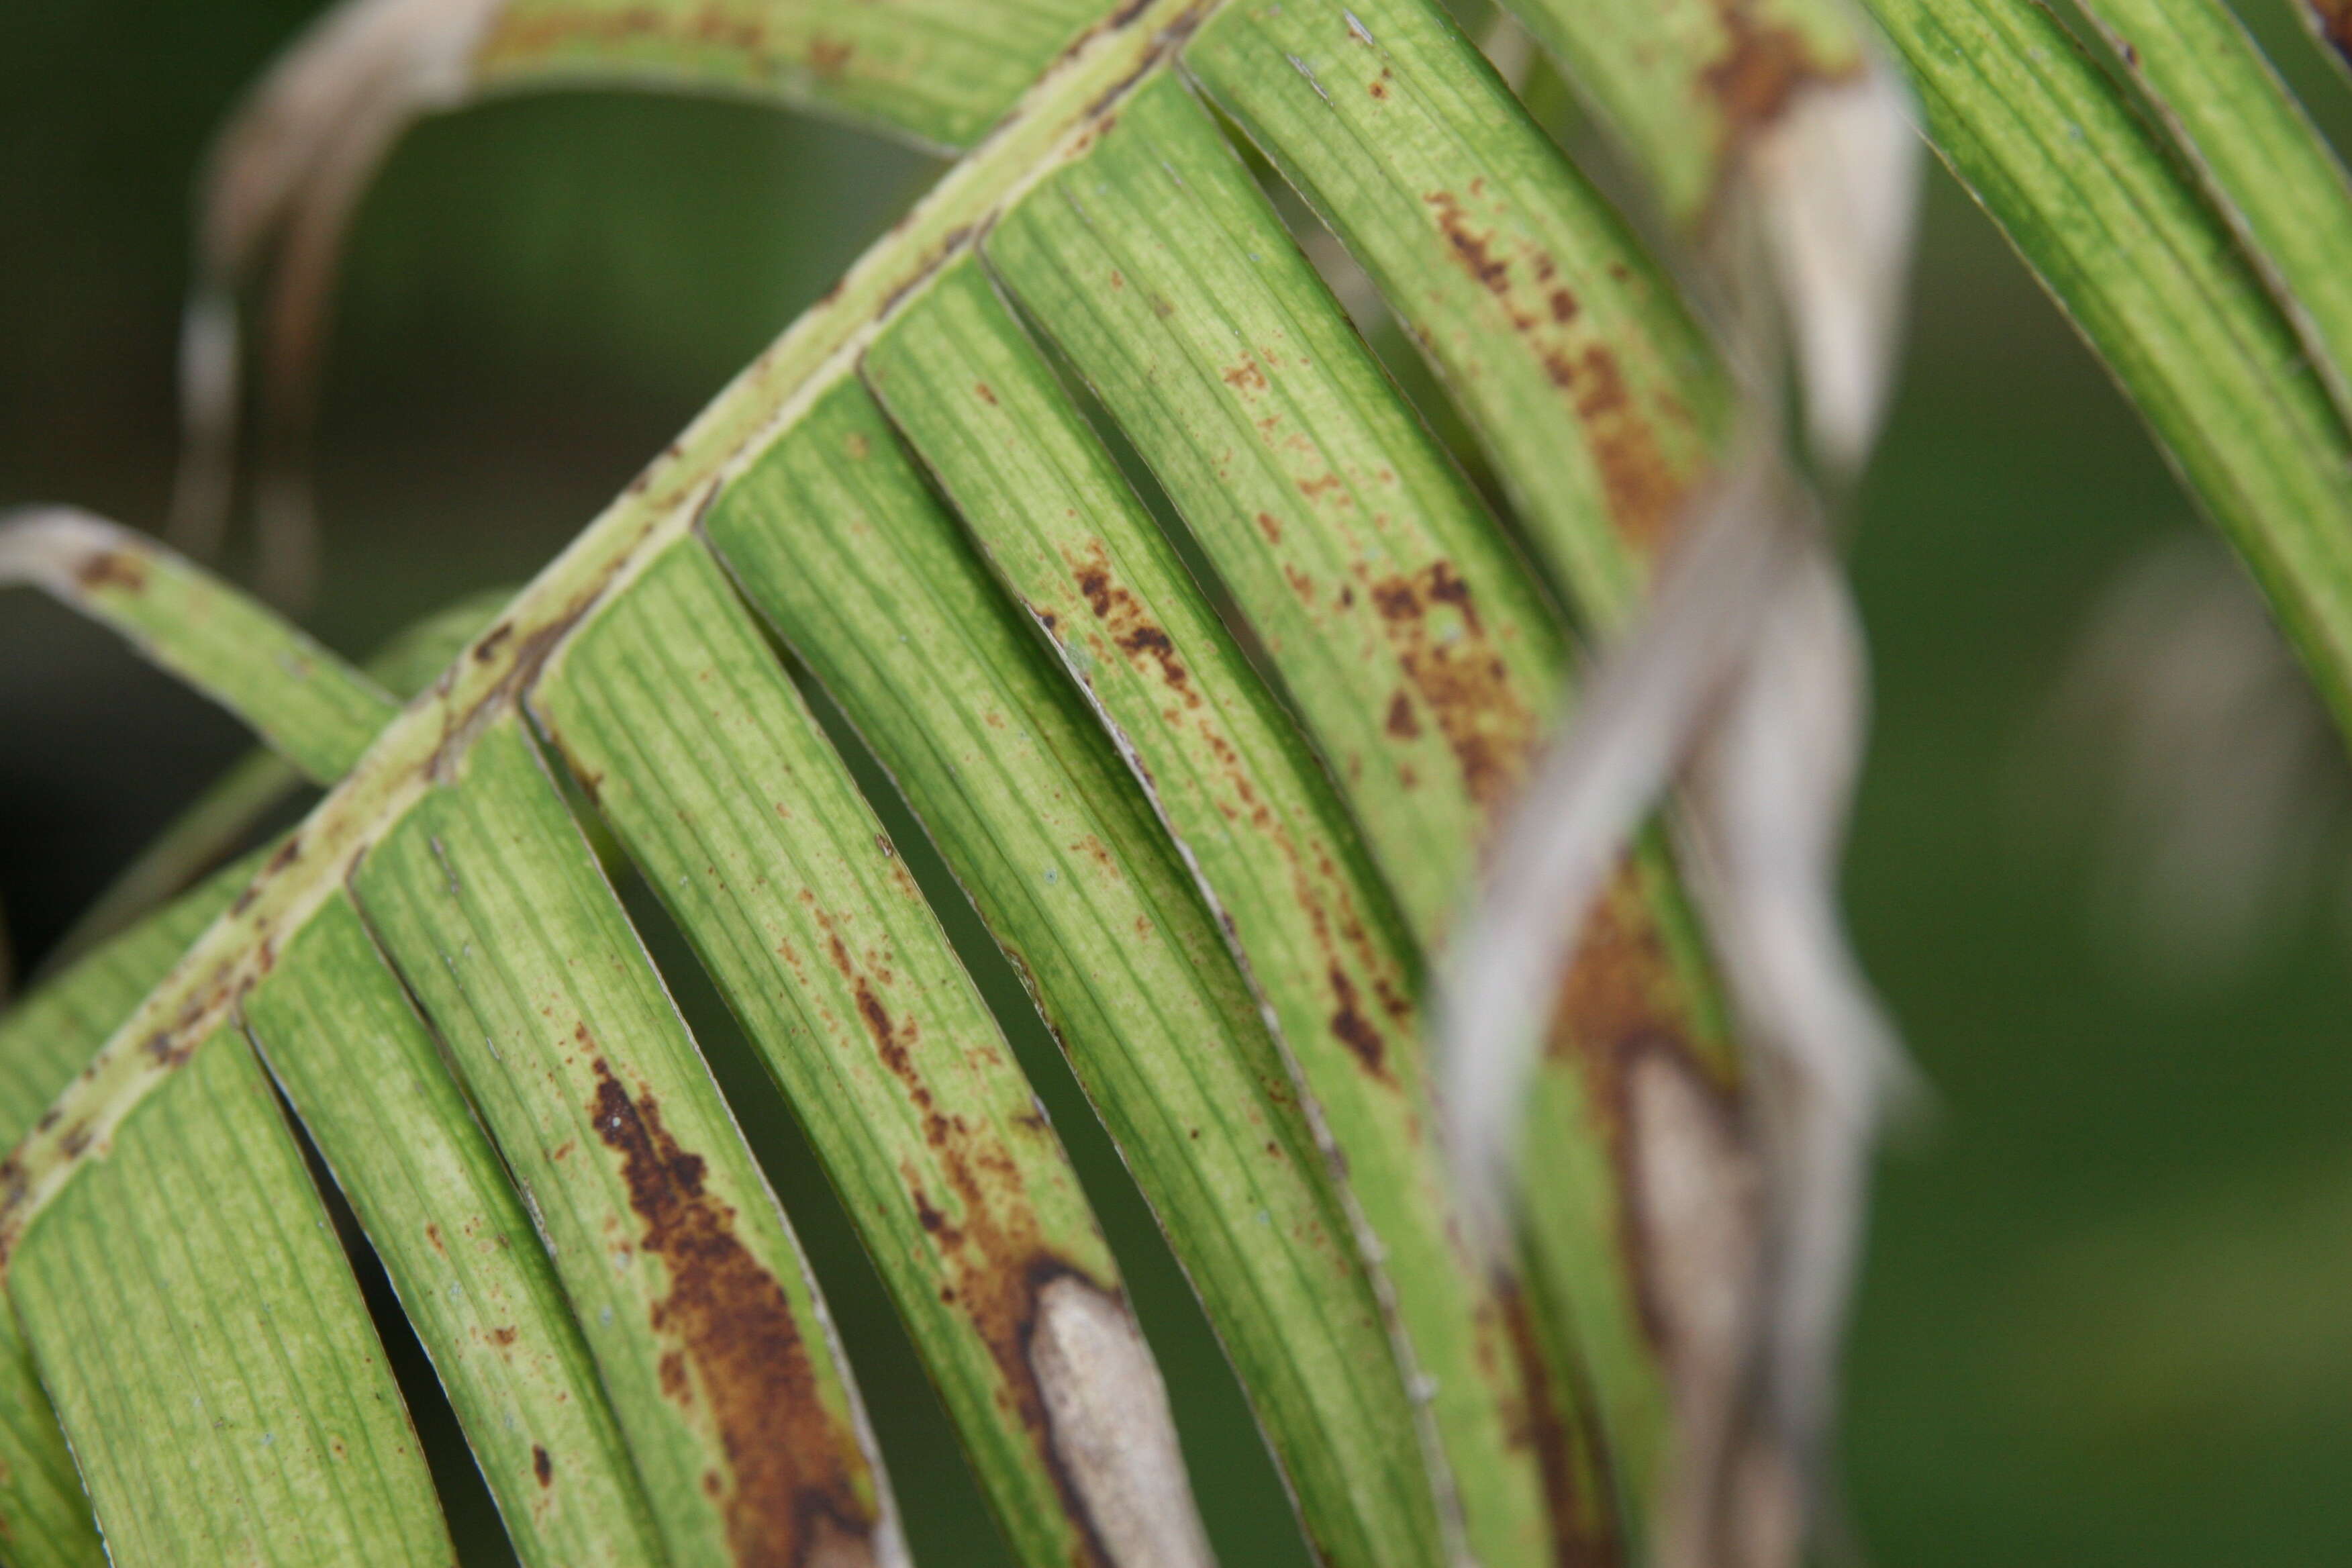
<box><xmin>1424</xmin><ymin>186</ymin><xmax>1692</xmax><ymax>558</ymax></box>
<box><xmin>588</xmin><ymin>1059</ymin><xmax>879</xmax><ymax>1568</ymax></box>
<box><xmin>1067</xmin><ymin>542</ymin><xmax>1199</xmax><ymax>707</ymax></box>
<box><xmin>1549</xmin><ymin>344</ymin><xmax>1685</xmax><ymax>558</ymax></box>
<box><xmin>477</xmin><ymin>5</ymin><xmax>788</xmax><ymax>74</ymax></box>
<box><xmin>532</xmin><ymin>1444</ymin><xmax>554</xmax><ymax>1487</ymax></box>
<box><xmin>474</xmin><ymin>622</ymin><xmax>515</xmax><ymax>662</ymax></box>
<box><xmin>71</xmin><ymin>549</ymin><xmax>147</xmax><ymax>595</ymax></box>
<box><xmin>1548</xmin><ymin>861</ymin><xmax>1755</xmax><ymax>1383</ymax></box>
<box><xmin>816</xmin><ymin>916</ymin><xmax>1130</xmax><ymax>1564</ymax></box>
<box><xmin>1220</xmin><ymin>354</ymin><xmax>1269</xmax><ymax>394</ymax></box>
<box><xmin>1363</xmin><ymin>559</ymin><xmax>1534</xmax><ymax>814</ymax></box>
<box><xmin>804</xmin><ymin>32</ymin><xmax>852</xmax><ymax>78</ymax></box>
<box><xmin>1425</xmin><ymin>189</ymin><xmax>1512</xmax><ymax>293</ymax></box>
<box><xmin>1496</xmin><ymin>1277</ymin><xmax>1624</xmax><ymax>1566</ymax></box>
<box><xmin>1325</xmin><ymin>964</ymin><xmax>1386</xmax><ymax>1076</ymax></box>
<box><xmin>1383</xmin><ymin>691</ymin><xmax>1420</xmax><ymax>740</ymax></box>
<box><xmin>1700</xmin><ymin>1</ymin><xmax>1861</xmax><ymax>136</ymax></box>
<box><xmin>1535</xmin><ymin>865</ymin><xmax>1769</xmax><ymax>1565</ymax></box>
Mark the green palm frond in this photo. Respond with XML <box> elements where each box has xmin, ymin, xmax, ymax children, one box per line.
<box><xmin>9</xmin><ymin>0</ymin><xmax>2352</xmax><ymax>1565</ymax></box>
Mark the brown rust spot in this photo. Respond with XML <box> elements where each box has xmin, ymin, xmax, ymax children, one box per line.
<box><xmin>1549</xmin><ymin>861</ymin><xmax>1747</xmax><ymax>1363</ymax></box>
<box><xmin>1496</xmin><ymin>1279</ymin><xmax>1622</xmax><ymax>1565</ymax></box>
<box><xmin>1384</xmin><ymin>691</ymin><xmax>1421</xmax><ymax>740</ymax></box>
<box><xmin>805</xmin><ymin>33</ymin><xmax>852</xmax><ymax>77</ymax></box>
<box><xmin>589</xmin><ymin>1060</ymin><xmax>877</xmax><ymax>1567</ymax></box>
<box><xmin>1423</xmin><ymin>186</ymin><xmax>1692</xmax><ymax>556</ymax></box>
<box><xmin>825</xmin><ymin>950</ymin><xmax>1128</xmax><ymax>1565</ymax></box>
<box><xmin>489</xmin><ymin>1326</ymin><xmax>518</xmax><ymax>1349</ymax></box>
<box><xmin>479</xmin><ymin>5</ymin><xmax>780</xmax><ymax>69</ymax></box>
<box><xmin>264</xmin><ymin>835</ymin><xmax>304</xmax><ymax>876</ymax></box>
<box><xmin>1701</xmin><ymin>2</ymin><xmax>1857</xmax><ymax>134</ymax></box>
<box><xmin>973</xmin><ymin>381</ymin><xmax>998</xmax><ymax>407</ymax></box>
<box><xmin>72</xmin><ymin>550</ymin><xmax>146</xmax><ymax>595</ymax></box>
<box><xmin>1365</xmin><ymin>560</ymin><xmax>1534</xmax><ymax>812</ymax></box>
<box><xmin>1221</xmin><ymin>355</ymin><xmax>1269</xmax><ymax>393</ymax></box>
<box><xmin>1326</xmin><ymin>965</ymin><xmax>1385</xmax><ymax>1076</ymax></box>
<box><xmin>1563</xmin><ymin>346</ymin><xmax>1684</xmax><ymax>555</ymax></box>
<box><xmin>533</xmin><ymin>1444</ymin><xmax>553</xmax><ymax>1487</ymax></box>
<box><xmin>1069</xmin><ymin>543</ymin><xmax>1196</xmax><ymax>704</ymax></box>
<box><xmin>1426</xmin><ymin>189</ymin><xmax>1512</xmax><ymax>293</ymax></box>
<box><xmin>1254</xmin><ymin>510</ymin><xmax>1283</xmax><ymax>545</ymax></box>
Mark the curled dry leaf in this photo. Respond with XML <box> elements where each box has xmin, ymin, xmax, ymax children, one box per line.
<box><xmin>1675</xmin><ymin>538</ymin><xmax>1911</xmax><ymax>1567</ymax></box>
<box><xmin>0</xmin><ymin>504</ymin><xmax>126</xmax><ymax>598</ymax></box>
<box><xmin>169</xmin><ymin>0</ymin><xmax>503</xmax><ymax>591</ymax></box>
<box><xmin>1436</xmin><ymin>484</ymin><xmax>1912</xmax><ymax>1568</ymax></box>
<box><xmin>1747</xmin><ymin>60</ymin><xmax>1920</xmax><ymax>476</ymax></box>
<box><xmin>1434</xmin><ymin>437</ymin><xmax>1803</xmax><ymax>1251</ymax></box>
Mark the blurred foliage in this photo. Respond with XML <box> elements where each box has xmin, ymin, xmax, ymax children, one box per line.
<box><xmin>4</xmin><ymin>1</ymin><xmax>2351</xmax><ymax>1562</ymax></box>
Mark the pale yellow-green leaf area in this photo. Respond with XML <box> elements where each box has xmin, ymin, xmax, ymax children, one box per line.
<box><xmin>12</xmin><ymin>1028</ymin><xmax>452</xmax><ymax>1567</ymax></box>
<box><xmin>473</xmin><ymin>0</ymin><xmax>1114</xmax><ymax>148</ymax></box>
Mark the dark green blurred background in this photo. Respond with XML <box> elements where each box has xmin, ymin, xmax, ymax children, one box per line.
<box><xmin>5</xmin><ymin>1</ymin><xmax>2351</xmax><ymax>1561</ymax></box>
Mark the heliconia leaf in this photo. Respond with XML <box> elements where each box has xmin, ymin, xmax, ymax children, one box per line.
<box><xmin>0</xmin><ymin>508</ymin><xmax>395</xmax><ymax>783</ymax></box>
<box><xmin>1185</xmin><ymin>0</ymin><xmax>1729</xmax><ymax>628</ymax></box>
<box><xmin>866</xmin><ymin>256</ymin><xmax>1610</xmax><ymax>1563</ymax></box>
<box><xmin>1856</xmin><ymin>0</ymin><xmax>2352</xmax><ymax>735</ymax></box>
<box><xmin>350</xmin><ymin>714</ymin><xmax>903</xmax><ymax>1568</ymax></box>
<box><xmin>242</xmin><ymin>895</ymin><xmax>672</xmax><ymax>1567</ymax></box>
<box><xmin>701</xmin><ymin>373</ymin><xmax>1438</xmax><ymax>1568</ymax></box>
<box><xmin>8</xmin><ymin>1024</ymin><xmax>454</xmax><ymax>1566</ymax></box>
<box><xmin>2081</xmin><ymin>0</ymin><xmax>2352</xmax><ymax>433</ymax></box>
<box><xmin>529</xmin><ymin>535</ymin><xmax>1211</xmax><ymax>1568</ymax></box>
